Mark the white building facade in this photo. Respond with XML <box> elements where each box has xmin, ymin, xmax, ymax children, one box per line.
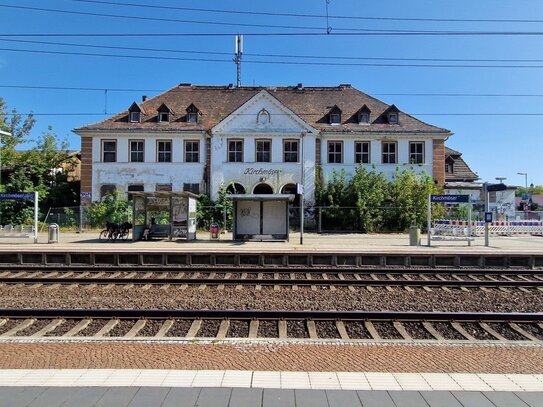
<box><xmin>75</xmin><ymin>84</ymin><xmax>451</xmax><ymax>205</ymax></box>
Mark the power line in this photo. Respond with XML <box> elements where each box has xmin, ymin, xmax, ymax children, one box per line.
<box><xmin>3</xmin><ymin>38</ymin><xmax>543</xmax><ymax>64</ymax></box>
<box><xmin>66</xmin><ymin>0</ymin><xmax>543</xmax><ymax>24</ymax></box>
<box><xmin>2</xmin><ymin>46</ymin><xmax>543</xmax><ymax>68</ymax></box>
<box><xmin>3</xmin><ymin>85</ymin><xmax>543</xmax><ymax>98</ymax></box>
<box><xmin>0</xmin><ymin>4</ymin><xmax>327</xmax><ymax>32</ymax></box>
<box><xmin>3</xmin><ymin>30</ymin><xmax>543</xmax><ymax>38</ymax></box>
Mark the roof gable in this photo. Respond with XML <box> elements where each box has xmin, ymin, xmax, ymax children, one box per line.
<box><xmin>212</xmin><ymin>90</ymin><xmax>318</xmax><ymax>134</ymax></box>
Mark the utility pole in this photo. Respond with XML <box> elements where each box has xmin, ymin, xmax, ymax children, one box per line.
<box><xmin>484</xmin><ymin>182</ymin><xmax>490</xmax><ymax>247</ymax></box>
<box><xmin>234</xmin><ymin>35</ymin><xmax>243</xmax><ymax>87</ymax></box>
<box><xmin>299</xmin><ymin>133</ymin><xmax>305</xmax><ymax>245</ymax></box>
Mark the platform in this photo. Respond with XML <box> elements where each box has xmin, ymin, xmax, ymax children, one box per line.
<box><xmin>1</xmin><ymin>369</ymin><xmax>543</xmax><ymax>407</ymax></box>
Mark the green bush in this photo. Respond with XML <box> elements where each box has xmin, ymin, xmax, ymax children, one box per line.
<box><xmin>85</xmin><ymin>192</ymin><xmax>130</xmax><ymax>228</ymax></box>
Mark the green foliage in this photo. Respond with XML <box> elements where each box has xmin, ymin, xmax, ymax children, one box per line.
<box><xmin>0</xmin><ymin>99</ymin><xmax>78</xmax><ymax>223</ymax></box>
<box><xmin>197</xmin><ymin>187</ymin><xmax>233</xmax><ymax>230</ymax></box>
<box><xmin>350</xmin><ymin>166</ymin><xmax>388</xmax><ymax>232</ymax></box>
<box><xmin>516</xmin><ymin>185</ymin><xmax>543</xmax><ymax>196</ymax></box>
<box><xmin>85</xmin><ymin>192</ymin><xmax>130</xmax><ymax>228</ymax></box>
<box><xmin>316</xmin><ymin>166</ymin><xmax>441</xmax><ymax>232</ymax></box>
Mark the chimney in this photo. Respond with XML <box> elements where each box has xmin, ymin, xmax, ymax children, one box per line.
<box><xmin>142</xmin><ymin>95</ymin><xmax>148</xmax><ymax>102</ymax></box>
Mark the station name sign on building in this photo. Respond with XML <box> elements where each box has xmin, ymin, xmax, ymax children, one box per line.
<box><xmin>430</xmin><ymin>194</ymin><xmax>470</xmax><ymax>203</ymax></box>
<box><xmin>243</xmin><ymin>168</ymin><xmax>281</xmax><ymax>176</ymax></box>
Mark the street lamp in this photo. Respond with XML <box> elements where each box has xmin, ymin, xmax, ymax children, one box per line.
<box><xmin>517</xmin><ymin>172</ymin><xmax>528</xmax><ymax>189</ymax></box>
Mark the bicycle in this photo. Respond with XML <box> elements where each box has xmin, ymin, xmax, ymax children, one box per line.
<box><xmin>99</xmin><ymin>222</ymin><xmax>120</xmax><ymax>241</ymax></box>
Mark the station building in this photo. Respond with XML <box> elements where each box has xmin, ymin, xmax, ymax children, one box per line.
<box><xmin>74</xmin><ymin>83</ymin><xmax>452</xmax><ymax>205</ymax></box>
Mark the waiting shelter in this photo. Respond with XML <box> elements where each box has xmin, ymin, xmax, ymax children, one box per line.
<box><xmin>227</xmin><ymin>194</ymin><xmax>294</xmax><ymax>241</ymax></box>
<box><xmin>130</xmin><ymin>191</ymin><xmax>198</xmax><ymax>241</ymax></box>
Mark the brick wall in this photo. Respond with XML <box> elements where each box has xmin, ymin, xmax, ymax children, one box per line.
<box><xmin>80</xmin><ymin>136</ymin><xmax>93</xmax><ymax>204</ymax></box>
<box><xmin>432</xmin><ymin>139</ymin><xmax>445</xmax><ymax>185</ymax></box>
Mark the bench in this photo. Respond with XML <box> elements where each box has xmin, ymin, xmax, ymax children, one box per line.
<box><xmin>146</xmin><ymin>224</ymin><xmax>171</xmax><ymax>240</ymax></box>
<box><xmin>0</xmin><ymin>225</ymin><xmax>35</xmax><ymax>238</ymax></box>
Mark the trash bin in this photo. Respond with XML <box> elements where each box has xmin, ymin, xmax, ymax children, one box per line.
<box><xmin>209</xmin><ymin>223</ymin><xmax>220</xmax><ymax>240</ymax></box>
<box><xmin>409</xmin><ymin>226</ymin><xmax>420</xmax><ymax>246</ymax></box>
<box><xmin>48</xmin><ymin>223</ymin><xmax>59</xmax><ymax>243</ymax></box>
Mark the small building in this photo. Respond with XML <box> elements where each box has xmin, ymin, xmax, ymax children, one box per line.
<box><xmin>227</xmin><ymin>194</ymin><xmax>294</xmax><ymax>241</ymax></box>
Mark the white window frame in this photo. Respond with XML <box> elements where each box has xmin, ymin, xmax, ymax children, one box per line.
<box><xmin>129</xmin><ymin>140</ymin><xmax>144</xmax><ymax>163</ymax></box>
<box><xmin>327</xmin><ymin>141</ymin><xmax>343</xmax><ymax>164</ymax></box>
<box><xmin>157</xmin><ymin>140</ymin><xmax>172</xmax><ymax>163</ymax></box>
<box><xmin>409</xmin><ymin>141</ymin><xmax>425</xmax><ymax>164</ymax></box>
<box><xmin>102</xmin><ymin>140</ymin><xmax>117</xmax><ymax>163</ymax></box>
<box><xmin>255</xmin><ymin>139</ymin><xmax>271</xmax><ymax>163</ymax></box>
<box><xmin>129</xmin><ymin>111</ymin><xmax>140</xmax><ymax>123</ymax></box>
<box><xmin>228</xmin><ymin>139</ymin><xmax>244</xmax><ymax>163</ymax></box>
<box><xmin>283</xmin><ymin>139</ymin><xmax>299</xmax><ymax>163</ymax></box>
<box><xmin>382</xmin><ymin>141</ymin><xmax>397</xmax><ymax>164</ymax></box>
<box><xmin>355</xmin><ymin>141</ymin><xmax>371</xmax><ymax>164</ymax></box>
<box><xmin>184</xmin><ymin>140</ymin><xmax>200</xmax><ymax>163</ymax></box>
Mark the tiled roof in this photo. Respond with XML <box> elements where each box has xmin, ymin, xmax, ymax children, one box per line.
<box><xmin>445</xmin><ymin>146</ymin><xmax>478</xmax><ymax>182</ymax></box>
<box><xmin>74</xmin><ymin>84</ymin><xmax>451</xmax><ymax>134</ymax></box>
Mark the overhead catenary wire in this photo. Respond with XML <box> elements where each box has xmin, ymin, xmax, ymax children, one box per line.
<box><xmin>4</xmin><ymin>112</ymin><xmax>543</xmax><ymax>117</ymax></box>
<box><xmin>2</xmin><ymin>46</ymin><xmax>543</xmax><ymax>68</ymax></box>
<box><xmin>65</xmin><ymin>0</ymin><xmax>543</xmax><ymax>24</ymax></box>
<box><xmin>4</xmin><ymin>85</ymin><xmax>543</xmax><ymax>97</ymax></box>
<box><xmin>3</xmin><ymin>38</ymin><xmax>543</xmax><ymax>64</ymax></box>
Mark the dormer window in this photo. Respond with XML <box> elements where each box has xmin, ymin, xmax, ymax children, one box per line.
<box><xmin>357</xmin><ymin>105</ymin><xmax>371</xmax><ymax>124</ymax></box>
<box><xmin>328</xmin><ymin>105</ymin><xmax>342</xmax><ymax>125</ymax></box>
<box><xmin>388</xmin><ymin>113</ymin><xmax>398</xmax><ymax>124</ymax></box>
<box><xmin>129</xmin><ymin>111</ymin><xmax>140</xmax><ymax>123</ymax></box>
<box><xmin>157</xmin><ymin>103</ymin><xmax>172</xmax><ymax>123</ymax></box>
<box><xmin>128</xmin><ymin>102</ymin><xmax>142</xmax><ymax>123</ymax></box>
<box><xmin>159</xmin><ymin>112</ymin><xmax>169</xmax><ymax>122</ymax></box>
<box><xmin>186</xmin><ymin>104</ymin><xmax>199</xmax><ymax>123</ymax></box>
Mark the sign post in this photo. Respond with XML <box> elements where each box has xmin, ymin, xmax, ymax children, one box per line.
<box><xmin>427</xmin><ymin>194</ymin><xmax>470</xmax><ymax>247</ymax></box>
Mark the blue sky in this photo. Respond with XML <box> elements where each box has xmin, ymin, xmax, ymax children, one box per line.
<box><xmin>0</xmin><ymin>0</ymin><xmax>542</xmax><ymax>186</ymax></box>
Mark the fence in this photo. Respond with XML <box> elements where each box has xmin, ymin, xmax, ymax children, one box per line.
<box><xmin>433</xmin><ymin>219</ymin><xmax>543</xmax><ymax>237</ymax></box>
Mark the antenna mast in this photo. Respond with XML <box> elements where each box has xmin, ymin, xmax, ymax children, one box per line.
<box><xmin>234</xmin><ymin>34</ymin><xmax>243</xmax><ymax>87</ymax></box>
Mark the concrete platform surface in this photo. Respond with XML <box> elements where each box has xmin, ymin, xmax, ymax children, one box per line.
<box><xmin>0</xmin><ymin>231</ymin><xmax>541</xmax><ymax>254</ymax></box>
<box><xmin>1</xmin><ymin>387</ymin><xmax>542</xmax><ymax>407</ymax></box>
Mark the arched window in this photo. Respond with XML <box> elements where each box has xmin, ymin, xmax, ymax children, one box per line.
<box><xmin>281</xmin><ymin>183</ymin><xmax>300</xmax><ymax>206</ymax></box>
<box><xmin>253</xmin><ymin>183</ymin><xmax>273</xmax><ymax>194</ymax></box>
<box><xmin>226</xmin><ymin>183</ymin><xmax>245</xmax><ymax>194</ymax></box>
<box><xmin>257</xmin><ymin>109</ymin><xmax>270</xmax><ymax>125</ymax></box>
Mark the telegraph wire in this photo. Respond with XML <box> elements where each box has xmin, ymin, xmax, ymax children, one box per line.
<box><xmin>66</xmin><ymin>0</ymin><xmax>543</xmax><ymax>24</ymax></box>
<box><xmin>2</xmin><ymin>46</ymin><xmax>543</xmax><ymax>68</ymax></box>
<box><xmin>3</xmin><ymin>38</ymin><xmax>543</xmax><ymax>64</ymax></box>
<box><xmin>4</xmin><ymin>112</ymin><xmax>543</xmax><ymax>117</ymax></box>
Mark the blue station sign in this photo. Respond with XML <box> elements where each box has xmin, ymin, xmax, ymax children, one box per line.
<box><xmin>0</xmin><ymin>192</ymin><xmax>36</xmax><ymax>201</ymax></box>
<box><xmin>431</xmin><ymin>194</ymin><xmax>470</xmax><ymax>203</ymax></box>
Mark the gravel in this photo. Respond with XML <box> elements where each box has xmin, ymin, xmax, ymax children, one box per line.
<box><xmin>45</xmin><ymin>319</ymin><xmax>81</xmax><ymax>336</ymax></box>
<box><xmin>402</xmin><ymin>322</ymin><xmax>434</xmax><ymax>340</ymax></box>
<box><xmin>461</xmin><ymin>322</ymin><xmax>497</xmax><ymax>340</ymax></box>
<box><xmin>105</xmin><ymin>320</ymin><xmax>135</xmax><ymax>337</ymax></box>
<box><xmin>257</xmin><ymin>320</ymin><xmax>278</xmax><ymax>337</ymax></box>
<box><xmin>430</xmin><ymin>322</ymin><xmax>465</xmax><ymax>340</ymax></box>
<box><xmin>77</xmin><ymin>320</ymin><xmax>105</xmax><ymax>336</ymax></box>
<box><xmin>344</xmin><ymin>321</ymin><xmax>372</xmax><ymax>339</ymax></box>
<box><xmin>372</xmin><ymin>321</ymin><xmax>403</xmax><ymax>339</ymax></box>
<box><xmin>287</xmin><ymin>320</ymin><xmax>309</xmax><ymax>338</ymax></box>
<box><xmin>136</xmin><ymin>320</ymin><xmax>163</xmax><ymax>337</ymax></box>
<box><xmin>164</xmin><ymin>319</ymin><xmax>193</xmax><ymax>337</ymax></box>
<box><xmin>487</xmin><ymin>323</ymin><xmax>529</xmax><ymax>341</ymax></box>
<box><xmin>0</xmin><ymin>285</ymin><xmax>541</xmax><ymax>313</ymax></box>
<box><xmin>517</xmin><ymin>323</ymin><xmax>543</xmax><ymax>340</ymax></box>
<box><xmin>315</xmin><ymin>320</ymin><xmax>340</xmax><ymax>339</ymax></box>
<box><xmin>16</xmin><ymin>319</ymin><xmax>51</xmax><ymax>336</ymax></box>
<box><xmin>198</xmin><ymin>320</ymin><xmax>221</xmax><ymax>337</ymax></box>
<box><xmin>227</xmin><ymin>320</ymin><xmax>249</xmax><ymax>338</ymax></box>
<box><xmin>0</xmin><ymin>320</ymin><xmax>28</xmax><ymax>335</ymax></box>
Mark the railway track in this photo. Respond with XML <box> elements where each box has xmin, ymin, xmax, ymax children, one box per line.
<box><xmin>1</xmin><ymin>269</ymin><xmax>542</xmax><ymax>289</ymax></box>
<box><xmin>0</xmin><ymin>309</ymin><xmax>542</xmax><ymax>343</ymax></box>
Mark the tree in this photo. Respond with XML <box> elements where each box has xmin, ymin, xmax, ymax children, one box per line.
<box><xmin>349</xmin><ymin>166</ymin><xmax>387</xmax><ymax>232</ymax></box>
<box><xmin>0</xmin><ymin>97</ymin><xmax>35</xmax><ymax>172</ymax></box>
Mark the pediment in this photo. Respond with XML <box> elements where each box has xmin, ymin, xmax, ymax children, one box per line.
<box><xmin>212</xmin><ymin>90</ymin><xmax>317</xmax><ymax>134</ymax></box>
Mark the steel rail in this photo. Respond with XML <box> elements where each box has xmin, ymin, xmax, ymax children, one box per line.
<box><xmin>0</xmin><ymin>308</ymin><xmax>541</xmax><ymax>322</ymax></box>
<box><xmin>0</xmin><ymin>276</ymin><xmax>541</xmax><ymax>288</ymax></box>
<box><xmin>0</xmin><ymin>265</ymin><xmax>541</xmax><ymax>274</ymax></box>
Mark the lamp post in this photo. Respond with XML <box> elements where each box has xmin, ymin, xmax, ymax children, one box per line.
<box><xmin>517</xmin><ymin>172</ymin><xmax>528</xmax><ymax>190</ymax></box>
